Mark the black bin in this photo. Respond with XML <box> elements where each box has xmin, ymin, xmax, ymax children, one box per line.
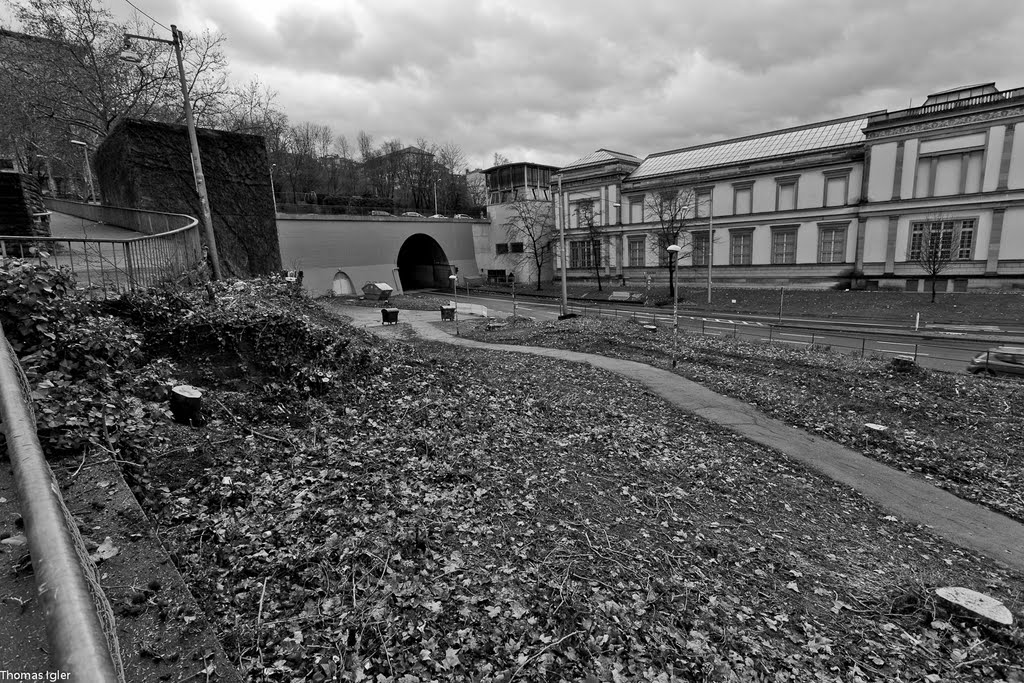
<box><xmin>381</xmin><ymin>308</ymin><xmax>399</xmax><ymax>325</ymax></box>
<box><xmin>440</xmin><ymin>305</ymin><xmax>455</xmax><ymax>321</ymax></box>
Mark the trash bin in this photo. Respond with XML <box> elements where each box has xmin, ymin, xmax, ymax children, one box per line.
<box><xmin>381</xmin><ymin>308</ymin><xmax>399</xmax><ymax>325</ymax></box>
<box><xmin>440</xmin><ymin>305</ymin><xmax>456</xmax><ymax>321</ymax></box>
<box><xmin>362</xmin><ymin>282</ymin><xmax>394</xmax><ymax>302</ymax></box>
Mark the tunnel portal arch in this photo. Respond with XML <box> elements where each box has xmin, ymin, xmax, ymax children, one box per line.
<box><xmin>397</xmin><ymin>233</ymin><xmax>452</xmax><ymax>290</ymax></box>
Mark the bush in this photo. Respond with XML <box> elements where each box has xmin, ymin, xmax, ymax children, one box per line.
<box><xmin>0</xmin><ymin>258</ymin><xmax>76</xmax><ymax>354</ymax></box>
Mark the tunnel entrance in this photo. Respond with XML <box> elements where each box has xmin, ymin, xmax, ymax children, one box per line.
<box><xmin>397</xmin><ymin>234</ymin><xmax>452</xmax><ymax>290</ymax></box>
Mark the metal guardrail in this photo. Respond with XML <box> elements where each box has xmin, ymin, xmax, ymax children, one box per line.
<box><xmin>0</xmin><ymin>325</ymin><xmax>122</xmax><ymax>681</ymax></box>
<box><xmin>562</xmin><ymin>302</ymin><xmax>998</xmax><ymax>373</ymax></box>
<box><xmin>0</xmin><ymin>216</ymin><xmax>202</xmax><ymax>298</ymax></box>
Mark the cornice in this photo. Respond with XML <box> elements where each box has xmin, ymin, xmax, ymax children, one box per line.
<box><xmin>865</xmin><ymin>106</ymin><xmax>1024</xmax><ymax>140</ymax></box>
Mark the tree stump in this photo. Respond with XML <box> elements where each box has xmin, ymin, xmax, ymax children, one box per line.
<box><xmin>890</xmin><ymin>355</ymin><xmax>918</xmax><ymax>373</ymax></box>
<box><xmin>935</xmin><ymin>586</ymin><xmax>1014</xmax><ymax>626</ymax></box>
<box><xmin>169</xmin><ymin>385</ymin><xmax>203</xmax><ymax>426</ymax></box>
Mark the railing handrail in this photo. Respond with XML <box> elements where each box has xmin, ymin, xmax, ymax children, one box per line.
<box><xmin>869</xmin><ymin>87</ymin><xmax>1024</xmax><ymax>125</ymax></box>
<box><xmin>0</xmin><ymin>216</ymin><xmax>199</xmax><ymax>245</ymax></box>
<box><xmin>0</xmin><ymin>325</ymin><xmax>122</xmax><ymax>681</ymax></box>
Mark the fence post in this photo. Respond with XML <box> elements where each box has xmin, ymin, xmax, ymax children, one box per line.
<box><xmin>811</xmin><ymin>332</ymin><xmax>815</xmax><ymax>346</ymax></box>
<box><xmin>124</xmin><ymin>242</ymin><xmax>135</xmax><ymax>291</ymax></box>
<box><xmin>769</xmin><ymin>326</ymin><xmax>773</xmax><ymax>343</ymax></box>
<box><xmin>861</xmin><ymin>338</ymin><xmax>866</xmax><ymax>357</ymax></box>
<box><xmin>913</xmin><ymin>344</ymin><xmax>918</xmax><ymax>362</ymax></box>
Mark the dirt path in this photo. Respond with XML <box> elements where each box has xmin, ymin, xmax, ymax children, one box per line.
<box><xmin>333</xmin><ymin>304</ymin><xmax>1024</xmax><ymax>573</ymax></box>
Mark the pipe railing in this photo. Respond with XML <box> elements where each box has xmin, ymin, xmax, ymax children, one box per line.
<box><xmin>0</xmin><ymin>325</ymin><xmax>122</xmax><ymax>681</ymax></box>
<box><xmin>0</xmin><ymin>218</ymin><xmax>202</xmax><ymax>298</ymax></box>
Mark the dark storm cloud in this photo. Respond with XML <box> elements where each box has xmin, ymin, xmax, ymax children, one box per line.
<box><xmin>31</xmin><ymin>0</ymin><xmax>1024</xmax><ymax>168</ymax></box>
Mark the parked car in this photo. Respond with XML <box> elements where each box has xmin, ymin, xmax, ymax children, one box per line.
<box><xmin>401</xmin><ymin>211</ymin><xmax>425</xmax><ymax>217</ymax></box>
<box><xmin>429</xmin><ymin>214</ymin><xmax>447</xmax><ymax>219</ymax></box>
<box><xmin>967</xmin><ymin>346</ymin><xmax>1024</xmax><ymax>377</ymax></box>
<box><xmin>453</xmin><ymin>213</ymin><xmax>473</xmax><ymax>219</ymax></box>
<box><xmin>370</xmin><ymin>210</ymin><xmax>393</xmax><ymax>216</ymax></box>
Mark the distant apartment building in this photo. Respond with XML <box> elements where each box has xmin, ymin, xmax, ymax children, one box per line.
<box><xmin>553</xmin><ymin>83</ymin><xmax>1024</xmax><ymax>291</ymax></box>
<box><xmin>473</xmin><ymin>161</ymin><xmax>559</xmax><ymax>286</ymax></box>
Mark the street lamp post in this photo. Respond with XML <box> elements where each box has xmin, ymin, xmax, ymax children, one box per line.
<box><xmin>35</xmin><ymin>154</ymin><xmax>56</xmax><ymax>194</ymax></box>
<box><xmin>557</xmin><ymin>174</ymin><xmax>568</xmax><ymax>317</ymax></box>
<box><xmin>69</xmin><ymin>140</ymin><xmax>95</xmax><ymax>201</ymax></box>
<box><xmin>448</xmin><ymin>274</ymin><xmax>459</xmax><ymax>335</ymax></box>
<box><xmin>269</xmin><ymin>163</ymin><xmax>278</xmax><ymax>215</ymax></box>
<box><xmin>706</xmin><ymin>189</ymin><xmax>714</xmax><ymax>305</ymax></box>
<box><xmin>667</xmin><ymin>244</ymin><xmax>682</xmax><ymax>368</ymax></box>
<box><xmin>122</xmin><ymin>25</ymin><xmax>222</xmax><ymax>280</ymax></box>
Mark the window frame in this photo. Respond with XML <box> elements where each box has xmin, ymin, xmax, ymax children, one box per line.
<box><xmin>732</xmin><ymin>181</ymin><xmax>754</xmax><ymax>215</ymax></box>
<box><xmin>907</xmin><ymin>218</ymin><xmax>977</xmax><ymax>262</ymax></box>
<box><xmin>569</xmin><ymin>239</ymin><xmax>600</xmax><ymax>269</ymax></box>
<box><xmin>729</xmin><ymin>228</ymin><xmax>754</xmax><ymax>265</ymax></box>
<box><xmin>822</xmin><ymin>168</ymin><xmax>851</xmax><ymax>207</ymax></box>
<box><xmin>770</xmin><ymin>225</ymin><xmax>798</xmax><ymax>265</ymax></box>
<box><xmin>774</xmin><ymin>174</ymin><xmax>800</xmax><ymax>212</ymax></box>
<box><xmin>495</xmin><ymin>243</ymin><xmax>509</xmax><ymax>256</ymax></box>
<box><xmin>509</xmin><ymin>242</ymin><xmax>524</xmax><ymax>254</ymax></box>
<box><xmin>692</xmin><ymin>229</ymin><xmax>711</xmax><ymax>266</ymax></box>
<box><xmin>817</xmin><ymin>221</ymin><xmax>849</xmax><ymax>264</ymax></box>
<box><xmin>627</xmin><ymin>236</ymin><xmax>646</xmax><ymax>267</ymax></box>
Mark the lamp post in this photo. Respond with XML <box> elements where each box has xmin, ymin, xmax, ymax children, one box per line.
<box><xmin>35</xmin><ymin>154</ymin><xmax>56</xmax><ymax>194</ymax></box>
<box><xmin>269</xmin><ymin>163</ymin><xmax>278</xmax><ymax>215</ymax></box>
<box><xmin>69</xmin><ymin>140</ymin><xmax>95</xmax><ymax>202</ymax></box>
<box><xmin>706</xmin><ymin>188</ymin><xmax>714</xmax><ymax>305</ymax></box>
<box><xmin>121</xmin><ymin>26</ymin><xmax>222</xmax><ymax>280</ymax></box>
<box><xmin>667</xmin><ymin>244</ymin><xmax>682</xmax><ymax>368</ymax></box>
<box><xmin>448</xmin><ymin>274</ymin><xmax>459</xmax><ymax>335</ymax></box>
<box><xmin>557</xmin><ymin>174</ymin><xmax>568</xmax><ymax>316</ymax></box>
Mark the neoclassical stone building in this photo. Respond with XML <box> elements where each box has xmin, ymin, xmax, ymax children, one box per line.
<box><xmin>553</xmin><ymin>83</ymin><xmax>1024</xmax><ymax>290</ymax></box>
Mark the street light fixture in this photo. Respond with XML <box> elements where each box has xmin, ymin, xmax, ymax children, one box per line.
<box><xmin>667</xmin><ymin>244</ymin><xmax>682</xmax><ymax>368</ymax></box>
<box><xmin>69</xmin><ymin>140</ymin><xmax>95</xmax><ymax>202</ymax></box>
<box><xmin>121</xmin><ymin>26</ymin><xmax>222</xmax><ymax>280</ymax></box>
<box><xmin>448</xmin><ymin>274</ymin><xmax>459</xmax><ymax>335</ymax></box>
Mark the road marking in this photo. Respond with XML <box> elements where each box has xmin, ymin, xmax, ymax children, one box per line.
<box><xmin>872</xmin><ymin>348</ymin><xmax>931</xmax><ymax>357</ymax></box>
<box><xmin>779</xmin><ymin>332</ymin><xmax>813</xmax><ymax>340</ymax></box>
<box><xmin>775</xmin><ymin>339</ymin><xmax>810</xmax><ymax>346</ymax></box>
<box><xmin>877</xmin><ymin>341</ymin><xmax>914</xmax><ymax>348</ymax></box>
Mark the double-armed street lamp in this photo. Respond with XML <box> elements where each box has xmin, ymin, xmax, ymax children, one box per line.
<box><xmin>121</xmin><ymin>25</ymin><xmax>222</xmax><ymax>280</ymax></box>
<box><xmin>449</xmin><ymin>274</ymin><xmax>459</xmax><ymax>335</ymax></box>
<box><xmin>666</xmin><ymin>244</ymin><xmax>683</xmax><ymax>368</ymax></box>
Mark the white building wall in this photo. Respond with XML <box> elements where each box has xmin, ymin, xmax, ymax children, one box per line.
<box><xmin>862</xmin><ymin>217</ymin><xmax>889</xmax><ymax>263</ymax></box>
<box><xmin>1008</xmin><ymin>123</ymin><xmax>1024</xmax><ymax>189</ymax></box>
<box><xmin>983</xmin><ymin>125</ymin><xmax>1006</xmax><ymax>192</ymax></box>
<box><xmin>900</xmin><ymin>139</ymin><xmax>919</xmax><ymax>199</ymax></box>
<box><xmin>1002</xmin><ymin>207</ymin><xmax>1024</xmax><ymax>258</ymax></box>
<box><xmin>867</xmin><ymin>142</ymin><xmax>897</xmax><ymax>201</ymax></box>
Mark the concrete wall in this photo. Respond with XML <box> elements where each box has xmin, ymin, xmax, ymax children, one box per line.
<box><xmin>278</xmin><ymin>215</ymin><xmax>481</xmax><ymax>296</ymax></box>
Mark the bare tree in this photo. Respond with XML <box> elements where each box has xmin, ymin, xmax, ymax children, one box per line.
<box><xmin>909</xmin><ymin>214</ymin><xmax>967</xmax><ymax>302</ymax></box>
<box><xmin>645</xmin><ymin>188</ymin><xmax>697</xmax><ymax>297</ymax></box>
<box><xmin>3</xmin><ymin>0</ymin><xmax>233</xmax><ymax>143</ymax></box>
<box><xmin>435</xmin><ymin>141</ymin><xmax>468</xmax><ymax>214</ymax></box>
<box><xmin>575</xmin><ymin>200</ymin><xmax>605</xmax><ymax>292</ymax></box>
<box><xmin>493</xmin><ymin>152</ymin><xmax>510</xmax><ymax>166</ymax></box>
<box><xmin>503</xmin><ymin>196</ymin><xmax>554</xmax><ymax>290</ymax></box>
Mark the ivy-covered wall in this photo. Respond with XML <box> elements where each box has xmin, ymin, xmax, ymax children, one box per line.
<box><xmin>94</xmin><ymin>119</ymin><xmax>281</xmax><ymax>277</ymax></box>
<box><xmin>0</xmin><ymin>172</ymin><xmax>50</xmax><ymax>237</ymax></box>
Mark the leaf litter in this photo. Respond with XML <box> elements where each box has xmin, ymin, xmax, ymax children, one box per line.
<box><xmin>130</xmin><ymin>293</ymin><xmax>1024</xmax><ymax>682</ymax></box>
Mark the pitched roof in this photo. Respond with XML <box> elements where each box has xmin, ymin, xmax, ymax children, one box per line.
<box><xmin>562</xmin><ymin>148</ymin><xmax>641</xmax><ymax>171</ymax></box>
<box><xmin>629</xmin><ymin>112</ymin><xmax>880</xmax><ymax>180</ymax></box>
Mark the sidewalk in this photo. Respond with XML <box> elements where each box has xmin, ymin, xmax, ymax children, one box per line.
<box><xmin>332</xmin><ymin>303</ymin><xmax>1024</xmax><ymax>573</ymax></box>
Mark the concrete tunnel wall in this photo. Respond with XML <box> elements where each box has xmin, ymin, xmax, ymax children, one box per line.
<box><xmin>277</xmin><ymin>214</ymin><xmax>483</xmax><ymax>296</ymax></box>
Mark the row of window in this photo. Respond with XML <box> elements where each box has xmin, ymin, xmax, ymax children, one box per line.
<box><xmin>623</xmin><ymin>171</ymin><xmax>851</xmax><ymax>223</ymax></box>
<box><xmin>495</xmin><ymin>242</ymin><xmax>524</xmax><ymax>255</ymax></box>
<box><xmin>566</xmin><ymin>219</ymin><xmax>977</xmax><ymax>268</ymax></box>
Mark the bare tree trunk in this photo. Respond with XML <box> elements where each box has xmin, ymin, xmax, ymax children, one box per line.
<box><xmin>931</xmin><ymin>276</ymin><xmax>937</xmax><ymax>303</ymax></box>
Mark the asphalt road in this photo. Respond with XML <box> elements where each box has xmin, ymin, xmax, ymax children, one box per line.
<box><xmin>448</xmin><ymin>292</ymin><xmax>1016</xmax><ymax>374</ymax></box>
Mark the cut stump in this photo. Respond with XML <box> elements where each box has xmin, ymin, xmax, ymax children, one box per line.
<box><xmin>170</xmin><ymin>385</ymin><xmax>203</xmax><ymax>426</ymax></box>
<box><xmin>935</xmin><ymin>586</ymin><xmax>1014</xmax><ymax>626</ymax></box>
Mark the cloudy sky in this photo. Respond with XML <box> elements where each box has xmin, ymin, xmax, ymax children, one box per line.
<box><xmin>6</xmin><ymin>0</ymin><xmax>1024</xmax><ymax>170</ymax></box>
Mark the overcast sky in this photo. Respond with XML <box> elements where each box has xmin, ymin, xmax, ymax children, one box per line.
<box><xmin>6</xmin><ymin>0</ymin><xmax>1024</xmax><ymax>170</ymax></box>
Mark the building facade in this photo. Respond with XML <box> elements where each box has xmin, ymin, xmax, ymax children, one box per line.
<box><xmin>553</xmin><ymin>84</ymin><xmax>1024</xmax><ymax>290</ymax></box>
<box><xmin>474</xmin><ymin>161</ymin><xmax>559</xmax><ymax>287</ymax></box>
